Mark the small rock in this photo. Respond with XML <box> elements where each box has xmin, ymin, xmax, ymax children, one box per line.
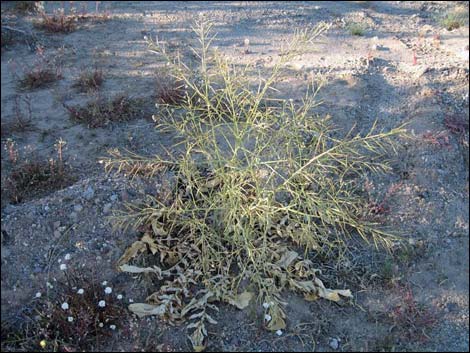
<box><xmin>103</xmin><ymin>203</ymin><xmax>112</xmax><ymax>214</ymax></box>
<box><xmin>69</xmin><ymin>212</ymin><xmax>78</xmax><ymax>220</ymax></box>
<box><xmin>121</xmin><ymin>190</ymin><xmax>129</xmax><ymax>202</ymax></box>
<box><xmin>371</xmin><ymin>44</ymin><xmax>378</xmax><ymax>51</ymax></box>
<box><xmin>53</xmin><ymin>230</ymin><xmax>61</xmax><ymax>238</ymax></box>
<box><xmin>73</xmin><ymin>204</ymin><xmax>83</xmax><ymax>213</ymax></box>
<box><xmin>83</xmin><ymin>186</ymin><xmax>95</xmax><ymax>200</ymax></box>
<box><xmin>53</xmin><ymin>221</ymin><xmax>61</xmax><ymax>229</ymax></box>
<box><xmin>329</xmin><ymin>338</ymin><xmax>339</xmax><ymax>350</ymax></box>
<box><xmin>446</xmin><ymin>302</ymin><xmax>458</xmax><ymax>313</ymax></box>
<box><xmin>110</xmin><ymin>194</ymin><xmax>118</xmax><ymax>202</ymax></box>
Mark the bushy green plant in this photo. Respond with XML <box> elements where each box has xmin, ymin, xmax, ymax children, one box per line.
<box><xmin>439</xmin><ymin>7</ymin><xmax>468</xmax><ymax>31</ymax></box>
<box><xmin>104</xmin><ymin>20</ymin><xmax>404</xmax><ymax>351</ymax></box>
<box><xmin>347</xmin><ymin>22</ymin><xmax>366</xmax><ymax>36</ymax></box>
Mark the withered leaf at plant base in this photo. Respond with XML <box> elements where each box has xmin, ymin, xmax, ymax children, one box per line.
<box><xmin>117</xmin><ymin>233</ymin><xmax>160</xmax><ymax>267</ymax></box>
<box><xmin>200</xmin><ymin>177</ymin><xmax>221</xmax><ymax>192</ymax></box>
<box><xmin>276</xmin><ymin>250</ymin><xmax>299</xmax><ymax>269</ymax></box>
<box><xmin>314</xmin><ymin>278</ymin><xmax>353</xmax><ymax>302</ymax></box>
<box><xmin>119</xmin><ymin>264</ymin><xmax>163</xmax><ymax>278</ymax></box>
<box><xmin>129</xmin><ymin>303</ymin><xmax>167</xmax><ymax>318</ymax></box>
<box><xmin>227</xmin><ymin>291</ymin><xmax>253</xmax><ymax>309</ymax></box>
<box><xmin>189</xmin><ymin>321</ymin><xmax>207</xmax><ymax>352</ymax></box>
<box><xmin>266</xmin><ymin>304</ymin><xmax>287</xmax><ymax>331</ymax></box>
<box><xmin>181</xmin><ymin>291</ymin><xmax>215</xmax><ymax>317</ymax></box>
<box><xmin>117</xmin><ymin>240</ymin><xmax>147</xmax><ymax>266</ymax></box>
<box><xmin>151</xmin><ymin>220</ymin><xmax>168</xmax><ymax>237</ymax></box>
<box><xmin>141</xmin><ymin>233</ymin><xmax>160</xmax><ymax>254</ymax></box>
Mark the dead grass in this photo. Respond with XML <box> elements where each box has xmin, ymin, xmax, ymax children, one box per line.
<box><xmin>33</xmin><ymin>7</ymin><xmax>111</xmax><ymax>34</ymax></box>
<box><xmin>73</xmin><ymin>66</ymin><xmax>104</xmax><ymax>92</ymax></box>
<box><xmin>155</xmin><ymin>70</ymin><xmax>186</xmax><ymax>105</ymax></box>
<box><xmin>388</xmin><ymin>285</ymin><xmax>437</xmax><ymax>342</ymax></box>
<box><xmin>1</xmin><ymin>27</ymin><xmax>15</xmax><ymax>48</ymax></box>
<box><xmin>65</xmin><ymin>95</ymin><xmax>145</xmax><ymax>128</ymax></box>
<box><xmin>4</xmin><ymin>138</ymin><xmax>75</xmax><ymax>204</ymax></box>
<box><xmin>12</xmin><ymin>1</ymin><xmax>43</xmax><ymax>14</ymax></box>
<box><xmin>34</xmin><ymin>9</ymin><xmax>78</xmax><ymax>33</ymax></box>
<box><xmin>1</xmin><ymin>95</ymin><xmax>34</xmax><ymax>137</ymax></box>
<box><xmin>16</xmin><ymin>48</ymin><xmax>62</xmax><ymax>90</ymax></box>
<box><xmin>445</xmin><ymin>114</ymin><xmax>469</xmax><ymax>138</ymax></box>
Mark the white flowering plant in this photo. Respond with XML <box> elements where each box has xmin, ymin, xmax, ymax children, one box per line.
<box><xmin>25</xmin><ymin>268</ymin><xmax>127</xmax><ymax>351</ymax></box>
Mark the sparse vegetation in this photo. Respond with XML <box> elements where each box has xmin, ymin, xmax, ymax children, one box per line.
<box><xmin>103</xmin><ymin>20</ymin><xmax>404</xmax><ymax>350</ymax></box>
<box><xmin>1</xmin><ymin>95</ymin><xmax>34</xmax><ymax>137</ymax></box>
<box><xmin>12</xmin><ymin>1</ymin><xmax>43</xmax><ymax>14</ymax></box>
<box><xmin>388</xmin><ymin>285</ymin><xmax>437</xmax><ymax>341</ymax></box>
<box><xmin>1</xmin><ymin>268</ymin><xmax>127</xmax><ymax>352</ymax></box>
<box><xmin>74</xmin><ymin>66</ymin><xmax>104</xmax><ymax>92</ymax></box>
<box><xmin>33</xmin><ymin>5</ymin><xmax>111</xmax><ymax>34</ymax></box>
<box><xmin>1</xmin><ymin>27</ymin><xmax>15</xmax><ymax>48</ymax></box>
<box><xmin>16</xmin><ymin>47</ymin><xmax>62</xmax><ymax>90</ymax></box>
<box><xmin>439</xmin><ymin>8</ymin><xmax>468</xmax><ymax>31</ymax></box>
<box><xmin>65</xmin><ymin>95</ymin><xmax>145</xmax><ymax>128</ymax></box>
<box><xmin>348</xmin><ymin>22</ymin><xmax>366</xmax><ymax>36</ymax></box>
<box><xmin>155</xmin><ymin>70</ymin><xmax>186</xmax><ymax>105</ymax></box>
<box><xmin>4</xmin><ymin>138</ymin><xmax>75</xmax><ymax>203</ymax></box>
<box><xmin>1</xmin><ymin>2</ymin><xmax>467</xmax><ymax>352</ymax></box>
<box><xmin>34</xmin><ymin>8</ymin><xmax>78</xmax><ymax>33</ymax></box>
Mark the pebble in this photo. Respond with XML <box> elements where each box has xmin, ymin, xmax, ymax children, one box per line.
<box><xmin>53</xmin><ymin>230</ymin><xmax>61</xmax><ymax>238</ymax></box>
<box><xmin>329</xmin><ymin>338</ymin><xmax>339</xmax><ymax>350</ymax></box>
<box><xmin>69</xmin><ymin>212</ymin><xmax>78</xmax><ymax>220</ymax></box>
<box><xmin>53</xmin><ymin>221</ymin><xmax>61</xmax><ymax>229</ymax></box>
<box><xmin>110</xmin><ymin>194</ymin><xmax>118</xmax><ymax>202</ymax></box>
<box><xmin>83</xmin><ymin>186</ymin><xmax>95</xmax><ymax>200</ymax></box>
<box><xmin>73</xmin><ymin>204</ymin><xmax>83</xmax><ymax>213</ymax></box>
<box><xmin>103</xmin><ymin>203</ymin><xmax>112</xmax><ymax>214</ymax></box>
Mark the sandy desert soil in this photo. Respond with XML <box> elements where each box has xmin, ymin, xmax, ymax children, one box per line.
<box><xmin>1</xmin><ymin>1</ymin><xmax>469</xmax><ymax>352</ymax></box>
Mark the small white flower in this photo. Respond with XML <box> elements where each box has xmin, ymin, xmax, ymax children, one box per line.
<box><xmin>77</xmin><ymin>288</ymin><xmax>84</xmax><ymax>295</ymax></box>
<box><xmin>264</xmin><ymin>314</ymin><xmax>272</xmax><ymax>322</ymax></box>
<box><xmin>117</xmin><ymin>294</ymin><xmax>123</xmax><ymax>300</ymax></box>
<box><xmin>276</xmin><ymin>330</ymin><xmax>283</xmax><ymax>336</ymax></box>
<box><xmin>101</xmin><ymin>281</ymin><xmax>108</xmax><ymax>286</ymax></box>
<box><xmin>98</xmin><ymin>322</ymin><xmax>104</xmax><ymax>328</ymax></box>
<box><xmin>59</xmin><ymin>264</ymin><xmax>67</xmax><ymax>271</ymax></box>
<box><xmin>104</xmin><ymin>287</ymin><xmax>112</xmax><ymax>294</ymax></box>
<box><xmin>262</xmin><ymin>302</ymin><xmax>270</xmax><ymax>309</ymax></box>
<box><xmin>61</xmin><ymin>302</ymin><xmax>69</xmax><ymax>310</ymax></box>
<box><xmin>67</xmin><ymin>316</ymin><xmax>74</xmax><ymax>322</ymax></box>
<box><xmin>64</xmin><ymin>253</ymin><xmax>71</xmax><ymax>261</ymax></box>
<box><xmin>98</xmin><ymin>300</ymin><xmax>106</xmax><ymax>308</ymax></box>
<box><xmin>35</xmin><ymin>292</ymin><xmax>42</xmax><ymax>298</ymax></box>
<box><xmin>110</xmin><ymin>324</ymin><xmax>116</xmax><ymax>330</ymax></box>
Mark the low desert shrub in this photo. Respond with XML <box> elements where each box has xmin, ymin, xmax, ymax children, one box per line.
<box><xmin>103</xmin><ymin>20</ymin><xmax>404</xmax><ymax>350</ymax></box>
